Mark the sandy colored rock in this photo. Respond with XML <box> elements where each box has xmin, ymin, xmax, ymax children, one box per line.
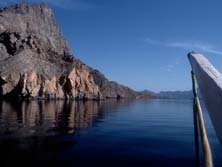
<box><xmin>0</xmin><ymin>3</ymin><xmax>142</xmax><ymax>100</ymax></box>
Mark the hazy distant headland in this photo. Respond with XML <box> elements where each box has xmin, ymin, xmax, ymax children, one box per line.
<box><xmin>140</xmin><ymin>90</ymin><xmax>193</xmax><ymax>99</ymax></box>
<box><xmin>0</xmin><ymin>3</ymin><xmax>150</xmax><ymax>100</ymax></box>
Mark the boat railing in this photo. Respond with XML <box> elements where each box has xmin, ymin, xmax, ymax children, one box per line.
<box><xmin>187</xmin><ymin>52</ymin><xmax>222</xmax><ymax>167</ymax></box>
<box><xmin>191</xmin><ymin>70</ymin><xmax>213</xmax><ymax>167</ymax></box>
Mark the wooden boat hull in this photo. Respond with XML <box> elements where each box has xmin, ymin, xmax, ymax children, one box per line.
<box><xmin>188</xmin><ymin>52</ymin><xmax>222</xmax><ymax>144</ymax></box>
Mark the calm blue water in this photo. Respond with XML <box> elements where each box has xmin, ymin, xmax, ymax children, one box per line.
<box><xmin>0</xmin><ymin>99</ymin><xmax>220</xmax><ymax>167</ymax></box>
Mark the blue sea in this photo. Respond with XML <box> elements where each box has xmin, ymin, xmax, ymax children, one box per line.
<box><xmin>0</xmin><ymin>99</ymin><xmax>221</xmax><ymax>167</ymax></box>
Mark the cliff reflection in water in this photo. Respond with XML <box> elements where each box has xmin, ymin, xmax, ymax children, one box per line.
<box><xmin>0</xmin><ymin>100</ymin><xmax>129</xmax><ymax>139</ymax></box>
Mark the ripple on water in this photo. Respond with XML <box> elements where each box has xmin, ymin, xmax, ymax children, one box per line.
<box><xmin>0</xmin><ymin>99</ymin><xmax>221</xmax><ymax>167</ymax></box>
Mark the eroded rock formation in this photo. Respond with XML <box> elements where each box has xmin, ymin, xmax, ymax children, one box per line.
<box><xmin>0</xmin><ymin>3</ymin><xmax>140</xmax><ymax>100</ymax></box>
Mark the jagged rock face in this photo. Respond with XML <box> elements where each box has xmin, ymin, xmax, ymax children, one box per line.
<box><xmin>0</xmin><ymin>3</ymin><xmax>139</xmax><ymax>100</ymax></box>
<box><xmin>0</xmin><ymin>4</ymin><xmax>72</xmax><ymax>60</ymax></box>
<box><xmin>91</xmin><ymin>69</ymin><xmax>138</xmax><ymax>98</ymax></box>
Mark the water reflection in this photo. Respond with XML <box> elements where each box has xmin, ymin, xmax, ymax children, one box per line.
<box><xmin>0</xmin><ymin>100</ymin><xmax>131</xmax><ymax>139</ymax></box>
<box><xmin>0</xmin><ymin>99</ymin><xmax>220</xmax><ymax>167</ymax></box>
<box><xmin>0</xmin><ymin>99</ymin><xmax>134</xmax><ymax>167</ymax></box>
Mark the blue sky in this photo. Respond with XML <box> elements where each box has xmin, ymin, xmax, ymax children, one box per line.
<box><xmin>1</xmin><ymin>0</ymin><xmax>222</xmax><ymax>92</ymax></box>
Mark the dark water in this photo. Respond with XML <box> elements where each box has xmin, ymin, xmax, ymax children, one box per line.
<box><xmin>0</xmin><ymin>99</ymin><xmax>221</xmax><ymax>167</ymax></box>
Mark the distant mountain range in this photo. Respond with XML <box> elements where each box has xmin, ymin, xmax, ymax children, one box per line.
<box><xmin>140</xmin><ymin>90</ymin><xmax>193</xmax><ymax>99</ymax></box>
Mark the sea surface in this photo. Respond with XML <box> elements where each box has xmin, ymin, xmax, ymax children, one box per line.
<box><xmin>0</xmin><ymin>99</ymin><xmax>221</xmax><ymax>167</ymax></box>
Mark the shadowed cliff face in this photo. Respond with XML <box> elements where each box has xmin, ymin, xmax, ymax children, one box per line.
<box><xmin>0</xmin><ymin>3</ymin><xmax>140</xmax><ymax>100</ymax></box>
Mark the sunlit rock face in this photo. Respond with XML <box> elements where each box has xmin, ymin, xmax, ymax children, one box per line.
<box><xmin>0</xmin><ymin>3</ymin><xmax>140</xmax><ymax>99</ymax></box>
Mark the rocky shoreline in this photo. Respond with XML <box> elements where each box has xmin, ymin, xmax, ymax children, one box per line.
<box><xmin>0</xmin><ymin>3</ymin><xmax>148</xmax><ymax>100</ymax></box>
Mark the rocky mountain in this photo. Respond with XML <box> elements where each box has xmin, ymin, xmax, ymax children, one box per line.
<box><xmin>157</xmin><ymin>91</ymin><xmax>193</xmax><ymax>99</ymax></box>
<box><xmin>140</xmin><ymin>89</ymin><xmax>193</xmax><ymax>99</ymax></box>
<box><xmin>0</xmin><ymin>3</ymin><xmax>141</xmax><ymax>100</ymax></box>
<box><xmin>140</xmin><ymin>89</ymin><xmax>157</xmax><ymax>96</ymax></box>
<box><xmin>138</xmin><ymin>89</ymin><xmax>157</xmax><ymax>99</ymax></box>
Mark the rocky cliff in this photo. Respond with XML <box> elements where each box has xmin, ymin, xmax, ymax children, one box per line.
<box><xmin>0</xmin><ymin>3</ymin><xmax>140</xmax><ymax>100</ymax></box>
